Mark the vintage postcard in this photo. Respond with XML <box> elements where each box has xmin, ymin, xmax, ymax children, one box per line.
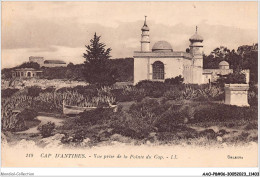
<box><xmin>1</xmin><ymin>1</ymin><xmax>258</xmax><ymax>169</ymax></box>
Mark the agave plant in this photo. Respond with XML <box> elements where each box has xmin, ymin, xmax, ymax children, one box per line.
<box><xmin>182</xmin><ymin>86</ymin><xmax>198</xmax><ymax>100</ymax></box>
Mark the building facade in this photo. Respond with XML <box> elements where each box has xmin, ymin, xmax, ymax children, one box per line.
<box><xmin>29</xmin><ymin>57</ymin><xmax>67</xmax><ymax>67</ymax></box>
<box><xmin>11</xmin><ymin>68</ymin><xmax>43</xmax><ymax>78</ymax></box>
<box><xmin>133</xmin><ymin>17</ymin><xmax>249</xmax><ymax>85</ymax></box>
<box><xmin>43</xmin><ymin>60</ymin><xmax>67</xmax><ymax>67</ymax></box>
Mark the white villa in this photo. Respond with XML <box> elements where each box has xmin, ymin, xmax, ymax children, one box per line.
<box><xmin>133</xmin><ymin>17</ymin><xmax>249</xmax><ymax>85</ymax></box>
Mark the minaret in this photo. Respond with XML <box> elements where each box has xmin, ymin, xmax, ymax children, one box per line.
<box><xmin>189</xmin><ymin>26</ymin><xmax>204</xmax><ymax>68</ymax></box>
<box><xmin>189</xmin><ymin>26</ymin><xmax>204</xmax><ymax>84</ymax></box>
<box><xmin>141</xmin><ymin>16</ymin><xmax>150</xmax><ymax>52</ymax></box>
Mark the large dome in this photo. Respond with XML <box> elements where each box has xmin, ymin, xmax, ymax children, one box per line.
<box><xmin>152</xmin><ymin>41</ymin><xmax>173</xmax><ymax>52</ymax></box>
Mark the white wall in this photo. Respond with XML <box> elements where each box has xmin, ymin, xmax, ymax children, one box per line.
<box><xmin>149</xmin><ymin>57</ymin><xmax>183</xmax><ymax>80</ymax></box>
<box><xmin>134</xmin><ymin>58</ymin><xmax>149</xmax><ymax>84</ymax></box>
<box><xmin>134</xmin><ymin>57</ymin><xmax>185</xmax><ymax>84</ymax></box>
<box><xmin>183</xmin><ymin>59</ymin><xmax>193</xmax><ymax>83</ymax></box>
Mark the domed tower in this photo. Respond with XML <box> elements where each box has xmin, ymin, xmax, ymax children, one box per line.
<box><xmin>189</xmin><ymin>26</ymin><xmax>204</xmax><ymax>84</ymax></box>
<box><xmin>189</xmin><ymin>26</ymin><xmax>203</xmax><ymax>68</ymax></box>
<box><xmin>140</xmin><ymin>16</ymin><xmax>150</xmax><ymax>52</ymax></box>
<box><xmin>219</xmin><ymin>61</ymin><xmax>230</xmax><ymax>69</ymax></box>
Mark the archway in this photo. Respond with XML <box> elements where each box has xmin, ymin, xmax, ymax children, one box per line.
<box><xmin>27</xmin><ymin>72</ymin><xmax>31</xmax><ymax>77</ymax></box>
<box><xmin>152</xmin><ymin>61</ymin><xmax>164</xmax><ymax>80</ymax></box>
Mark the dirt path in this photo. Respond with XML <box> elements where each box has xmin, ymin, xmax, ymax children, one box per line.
<box><xmin>17</xmin><ymin>116</ymin><xmax>64</xmax><ymax>134</ymax></box>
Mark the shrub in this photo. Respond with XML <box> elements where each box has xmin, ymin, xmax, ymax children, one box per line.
<box><xmin>1</xmin><ymin>113</ymin><xmax>27</xmax><ymax>132</ymax></box>
<box><xmin>112</xmin><ymin>86</ymin><xmax>145</xmax><ymax>102</ymax></box>
<box><xmin>32</xmin><ymin>100</ymin><xmax>62</xmax><ymax>113</ymax></box>
<box><xmin>78</xmin><ymin>108</ymin><xmax>113</xmax><ymax>125</ymax></box>
<box><xmin>112</xmin><ymin>127</ymin><xmax>144</xmax><ymax>139</ymax></box>
<box><xmin>196</xmin><ymin>85</ymin><xmax>224</xmax><ymax>101</ymax></box>
<box><xmin>244</xmin><ymin>122</ymin><xmax>258</xmax><ymax>130</ymax></box>
<box><xmin>57</xmin><ymin>85</ymin><xmax>98</xmax><ymax>98</ymax></box>
<box><xmin>37</xmin><ymin>122</ymin><xmax>55</xmax><ymax>138</ymax></box>
<box><xmin>155</xmin><ymin>110</ymin><xmax>186</xmax><ymax>132</ymax></box>
<box><xmin>216</xmin><ymin>72</ymin><xmax>246</xmax><ymax>86</ymax></box>
<box><xmin>135</xmin><ymin>80</ymin><xmax>166</xmax><ymax>98</ymax></box>
<box><xmin>226</xmin><ymin>72</ymin><xmax>246</xmax><ymax>84</ymax></box>
<box><xmin>16</xmin><ymin>108</ymin><xmax>38</xmax><ymax>121</ymax></box>
<box><xmin>1</xmin><ymin>88</ymin><xmax>19</xmax><ymax>98</ymax></box>
<box><xmin>164</xmin><ymin>75</ymin><xmax>184</xmax><ymax>85</ymax></box>
<box><xmin>182</xmin><ymin>85</ymin><xmax>198</xmax><ymax>100</ymax></box>
<box><xmin>43</xmin><ymin>86</ymin><xmax>56</xmax><ymax>93</ymax></box>
<box><xmin>198</xmin><ymin>129</ymin><xmax>217</xmax><ymax>139</ymax></box>
<box><xmin>163</xmin><ymin>89</ymin><xmax>183</xmax><ymax>100</ymax></box>
<box><xmin>248</xmin><ymin>85</ymin><xmax>258</xmax><ymax>106</ymax></box>
<box><xmin>192</xmin><ymin>103</ymin><xmax>257</xmax><ymax>123</ymax></box>
<box><xmin>128</xmin><ymin>98</ymin><xmax>160</xmax><ymax>121</ymax></box>
<box><xmin>27</xmin><ymin>86</ymin><xmax>42</xmax><ymax>98</ymax></box>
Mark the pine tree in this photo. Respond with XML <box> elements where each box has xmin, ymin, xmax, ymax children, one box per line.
<box><xmin>83</xmin><ymin>33</ymin><xmax>118</xmax><ymax>86</ymax></box>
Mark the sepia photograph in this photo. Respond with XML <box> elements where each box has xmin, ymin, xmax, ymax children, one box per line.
<box><xmin>1</xmin><ymin>1</ymin><xmax>258</xmax><ymax>170</ymax></box>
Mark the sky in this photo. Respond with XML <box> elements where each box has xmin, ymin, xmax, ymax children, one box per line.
<box><xmin>2</xmin><ymin>1</ymin><xmax>258</xmax><ymax>68</ymax></box>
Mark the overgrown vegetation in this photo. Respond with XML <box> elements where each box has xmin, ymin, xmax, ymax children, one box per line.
<box><xmin>37</xmin><ymin>122</ymin><xmax>56</xmax><ymax>138</ymax></box>
<box><xmin>216</xmin><ymin>72</ymin><xmax>246</xmax><ymax>86</ymax></box>
<box><xmin>56</xmin><ymin>97</ymin><xmax>257</xmax><ymax>146</ymax></box>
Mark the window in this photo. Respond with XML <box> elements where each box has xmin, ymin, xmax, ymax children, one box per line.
<box><xmin>152</xmin><ymin>61</ymin><xmax>164</xmax><ymax>80</ymax></box>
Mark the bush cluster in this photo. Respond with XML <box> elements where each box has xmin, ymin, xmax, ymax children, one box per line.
<box><xmin>216</xmin><ymin>72</ymin><xmax>246</xmax><ymax>86</ymax></box>
<box><xmin>16</xmin><ymin>108</ymin><xmax>38</xmax><ymax>121</ymax></box>
<box><xmin>78</xmin><ymin>108</ymin><xmax>114</xmax><ymax>125</ymax></box>
<box><xmin>135</xmin><ymin>80</ymin><xmax>224</xmax><ymax>101</ymax></box>
<box><xmin>37</xmin><ymin>122</ymin><xmax>55</xmax><ymax>138</ymax></box>
<box><xmin>191</xmin><ymin>103</ymin><xmax>257</xmax><ymax>123</ymax></box>
<box><xmin>164</xmin><ymin>75</ymin><xmax>184</xmax><ymax>85</ymax></box>
<box><xmin>2</xmin><ymin>88</ymin><xmax>19</xmax><ymax>98</ymax></box>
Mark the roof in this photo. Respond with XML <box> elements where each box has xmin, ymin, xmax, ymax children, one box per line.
<box><xmin>29</xmin><ymin>56</ymin><xmax>44</xmax><ymax>59</ymax></box>
<box><xmin>219</xmin><ymin>61</ymin><xmax>229</xmax><ymax>66</ymax></box>
<box><xmin>203</xmin><ymin>71</ymin><xmax>213</xmax><ymax>74</ymax></box>
<box><xmin>141</xmin><ymin>16</ymin><xmax>149</xmax><ymax>31</ymax></box>
<box><xmin>189</xmin><ymin>33</ymin><xmax>203</xmax><ymax>42</ymax></box>
<box><xmin>134</xmin><ymin>51</ymin><xmax>192</xmax><ymax>59</ymax></box>
<box><xmin>44</xmin><ymin>60</ymin><xmax>66</xmax><ymax>64</ymax></box>
<box><xmin>13</xmin><ymin>68</ymin><xmax>37</xmax><ymax>71</ymax></box>
<box><xmin>141</xmin><ymin>25</ymin><xmax>149</xmax><ymax>31</ymax></box>
<box><xmin>152</xmin><ymin>41</ymin><xmax>173</xmax><ymax>52</ymax></box>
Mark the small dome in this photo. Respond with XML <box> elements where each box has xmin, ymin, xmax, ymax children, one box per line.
<box><xmin>219</xmin><ymin>61</ymin><xmax>229</xmax><ymax>66</ymax></box>
<box><xmin>219</xmin><ymin>61</ymin><xmax>229</xmax><ymax>69</ymax></box>
<box><xmin>152</xmin><ymin>41</ymin><xmax>173</xmax><ymax>52</ymax></box>
<box><xmin>189</xmin><ymin>33</ymin><xmax>203</xmax><ymax>42</ymax></box>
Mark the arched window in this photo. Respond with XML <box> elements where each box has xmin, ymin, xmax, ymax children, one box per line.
<box><xmin>152</xmin><ymin>61</ymin><xmax>164</xmax><ymax>80</ymax></box>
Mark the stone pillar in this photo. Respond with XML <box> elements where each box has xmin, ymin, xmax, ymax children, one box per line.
<box><xmin>224</xmin><ymin>84</ymin><xmax>249</xmax><ymax>107</ymax></box>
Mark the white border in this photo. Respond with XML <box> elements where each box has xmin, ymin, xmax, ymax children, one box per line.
<box><xmin>0</xmin><ymin>0</ymin><xmax>259</xmax><ymax>176</ymax></box>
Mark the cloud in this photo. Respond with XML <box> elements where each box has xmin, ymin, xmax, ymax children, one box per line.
<box><xmin>2</xmin><ymin>2</ymin><xmax>258</xmax><ymax>68</ymax></box>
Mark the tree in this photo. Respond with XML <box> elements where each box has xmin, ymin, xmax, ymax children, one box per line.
<box><xmin>83</xmin><ymin>33</ymin><xmax>118</xmax><ymax>86</ymax></box>
<box><xmin>18</xmin><ymin>62</ymin><xmax>40</xmax><ymax>69</ymax></box>
<box><xmin>67</xmin><ymin>62</ymin><xmax>74</xmax><ymax>68</ymax></box>
<box><xmin>225</xmin><ymin>49</ymin><xmax>242</xmax><ymax>72</ymax></box>
<box><xmin>203</xmin><ymin>46</ymin><xmax>243</xmax><ymax>71</ymax></box>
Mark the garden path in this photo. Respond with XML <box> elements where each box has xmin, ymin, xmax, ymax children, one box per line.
<box><xmin>17</xmin><ymin>116</ymin><xmax>64</xmax><ymax>134</ymax></box>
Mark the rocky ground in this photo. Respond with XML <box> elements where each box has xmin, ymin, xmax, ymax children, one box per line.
<box><xmin>2</xmin><ymin>78</ymin><xmax>88</xmax><ymax>90</ymax></box>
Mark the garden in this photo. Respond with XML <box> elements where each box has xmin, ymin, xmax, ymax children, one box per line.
<box><xmin>1</xmin><ymin>77</ymin><xmax>258</xmax><ymax>148</ymax></box>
